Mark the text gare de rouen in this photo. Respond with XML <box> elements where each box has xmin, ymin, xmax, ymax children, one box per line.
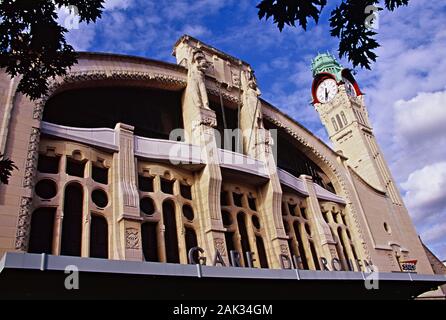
<box><xmin>187</xmin><ymin>246</ymin><xmax>375</xmax><ymax>272</ymax></box>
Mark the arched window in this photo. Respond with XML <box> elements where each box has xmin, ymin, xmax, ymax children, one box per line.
<box><xmin>61</xmin><ymin>183</ymin><xmax>83</xmax><ymax>256</ymax></box>
<box><xmin>163</xmin><ymin>200</ymin><xmax>179</xmax><ymax>263</ymax></box>
<box><xmin>293</xmin><ymin>221</ymin><xmax>309</xmax><ymax>269</ymax></box>
<box><xmin>320</xmin><ymin>202</ymin><xmax>358</xmax><ymax>271</ymax></box>
<box><xmin>28</xmin><ymin>207</ymin><xmax>56</xmax><ymax>254</ymax></box>
<box><xmin>237</xmin><ymin>212</ymin><xmax>251</xmax><ymax>266</ymax></box>
<box><xmin>185</xmin><ymin>227</ymin><xmax>198</xmax><ymax>263</ymax></box>
<box><xmin>138</xmin><ymin>163</ymin><xmax>198</xmax><ymax>265</ymax></box>
<box><xmin>142</xmin><ymin>222</ymin><xmax>159</xmax><ymax>262</ymax></box>
<box><xmin>255</xmin><ymin>236</ymin><xmax>269</xmax><ymax>268</ymax></box>
<box><xmin>336</xmin><ymin>114</ymin><xmax>344</xmax><ymax>129</ymax></box>
<box><xmin>221</xmin><ymin>184</ymin><xmax>269</xmax><ymax>268</ymax></box>
<box><xmin>90</xmin><ymin>215</ymin><xmax>108</xmax><ymax>259</ymax></box>
<box><xmin>331</xmin><ymin>117</ymin><xmax>339</xmax><ymax>131</ymax></box>
<box><xmin>282</xmin><ymin>194</ymin><xmax>321</xmax><ymax>270</ymax></box>
<box><xmin>341</xmin><ymin>111</ymin><xmax>348</xmax><ymax>125</ymax></box>
<box><xmin>309</xmin><ymin>241</ymin><xmax>320</xmax><ymax>270</ymax></box>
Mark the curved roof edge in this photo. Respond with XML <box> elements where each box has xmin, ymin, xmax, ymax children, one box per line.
<box><xmin>77</xmin><ymin>51</ymin><xmax>187</xmax><ymax>73</ymax></box>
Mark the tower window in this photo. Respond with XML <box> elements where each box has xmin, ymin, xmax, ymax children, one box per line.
<box><xmin>331</xmin><ymin>118</ymin><xmax>339</xmax><ymax>131</ymax></box>
<box><xmin>341</xmin><ymin>111</ymin><xmax>348</xmax><ymax>125</ymax></box>
<box><xmin>336</xmin><ymin>114</ymin><xmax>344</xmax><ymax>129</ymax></box>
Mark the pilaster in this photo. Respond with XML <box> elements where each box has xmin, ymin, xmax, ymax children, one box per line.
<box><xmin>113</xmin><ymin>123</ymin><xmax>143</xmax><ymax>261</ymax></box>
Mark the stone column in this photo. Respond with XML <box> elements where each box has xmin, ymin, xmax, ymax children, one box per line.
<box><xmin>239</xmin><ymin>69</ymin><xmax>290</xmax><ymax>268</ymax></box>
<box><xmin>300</xmin><ymin>175</ymin><xmax>338</xmax><ymax>264</ymax></box>
<box><xmin>179</xmin><ymin>46</ymin><xmax>228</xmax><ymax>265</ymax></box>
<box><xmin>112</xmin><ymin>123</ymin><xmax>143</xmax><ymax>261</ymax></box>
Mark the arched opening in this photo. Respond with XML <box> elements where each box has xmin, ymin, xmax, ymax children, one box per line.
<box><xmin>293</xmin><ymin>221</ymin><xmax>309</xmax><ymax>270</ymax></box>
<box><xmin>44</xmin><ymin>87</ymin><xmax>184</xmax><ymax>140</ymax></box>
<box><xmin>185</xmin><ymin>227</ymin><xmax>198</xmax><ymax>263</ymax></box>
<box><xmin>90</xmin><ymin>215</ymin><xmax>108</xmax><ymax>259</ymax></box>
<box><xmin>310</xmin><ymin>241</ymin><xmax>321</xmax><ymax>270</ymax></box>
<box><xmin>255</xmin><ymin>236</ymin><xmax>269</xmax><ymax>268</ymax></box>
<box><xmin>28</xmin><ymin>207</ymin><xmax>56</xmax><ymax>254</ymax></box>
<box><xmin>162</xmin><ymin>200</ymin><xmax>179</xmax><ymax>263</ymax></box>
<box><xmin>338</xmin><ymin>227</ymin><xmax>350</xmax><ymax>266</ymax></box>
<box><xmin>237</xmin><ymin>212</ymin><xmax>250</xmax><ymax>267</ymax></box>
<box><xmin>142</xmin><ymin>222</ymin><xmax>159</xmax><ymax>262</ymax></box>
<box><xmin>61</xmin><ymin>183</ymin><xmax>83</xmax><ymax>256</ymax></box>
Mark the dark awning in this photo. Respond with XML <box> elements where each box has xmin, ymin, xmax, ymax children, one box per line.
<box><xmin>1</xmin><ymin>253</ymin><xmax>445</xmax><ymax>300</ymax></box>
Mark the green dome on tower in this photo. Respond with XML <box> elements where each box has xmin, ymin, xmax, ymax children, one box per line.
<box><xmin>311</xmin><ymin>52</ymin><xmax>344</xmax><ymax>81</ymax></box>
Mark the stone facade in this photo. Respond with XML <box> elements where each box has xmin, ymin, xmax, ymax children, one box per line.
<box><xmin>0</xmin><ymin>36</ymin><xmax>439</xmax><ymax>286</ymax></box>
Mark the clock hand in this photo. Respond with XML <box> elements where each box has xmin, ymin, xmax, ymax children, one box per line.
<box><xmin>325</xmin><ymin>88</ymin><xmax>328</xmax><ymax>100</ymax></box>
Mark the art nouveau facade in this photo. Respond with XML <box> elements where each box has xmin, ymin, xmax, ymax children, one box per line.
<box><xmin>0</xmin><ymin>35</ymin><xmax>439</xmax><ymax>282</ymax></box>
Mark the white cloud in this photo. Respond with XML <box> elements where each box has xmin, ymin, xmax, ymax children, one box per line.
<box><xmin>421</xmin><ymin>221</ymin><xmax>446</xmax><ymax>243</ymax></box>
<box><xmin>65</xmin><ymin>23</ymin><xmax>97</xmax><ymax>51</ymax></box>
<box><xmin>181</xmin><ymin>25</ymin><xmax>211</xmax><ymax>38</ymax></box>
<box><xmin>401</xmin><ymin>162</ymin><xmax>446</xmax><ymax>221</ymax></box>
<box><xmin>395</xmin><ymin>90</ymin><xmax>446</xmax><ymax>140</ymax></box>
<box><xmin>104</xmin><ymin>0</ymin><xmax>134</xmax><ymax>10</ymax></box>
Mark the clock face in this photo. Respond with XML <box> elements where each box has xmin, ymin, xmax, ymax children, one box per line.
<box><xmin>316</xmin><ymin>78</ymin><xmax>338</xmax><ymax>103</ymax></box>
<box><xmin>343</xmin><ymin>78</ymin><xmax>357</xmax><ymax>97</ymax></box>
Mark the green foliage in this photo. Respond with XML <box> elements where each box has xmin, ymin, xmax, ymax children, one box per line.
<box><xmin>257</xmin><ymin>0</ymin><xmax>410</xmax><ymax>69</ymax></box>
<box><xmin>0</xmin><ymin>154</ymin><xmax>17</xmax><ymax>185</ymax></box>
<box><xmin>0</xmin><ymin>0</ymin><xmax>105</xmax><ymax>100</ymax></box>
<box><xmin>257</xmin><ymin>0</ymin><xmax>327</xmax><ymax>31</ymax></box>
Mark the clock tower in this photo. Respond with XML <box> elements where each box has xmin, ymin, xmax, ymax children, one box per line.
<box><xmin>311</xmin><ymin>53</ymin><xmax>402</xmax><ymax>205</ymax></box>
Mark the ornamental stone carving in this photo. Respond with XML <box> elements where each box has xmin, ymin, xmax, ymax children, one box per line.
<box><xmin>214</xmin><ymin>238</ymin><xmax>227</xmax><ymax>256</ymax></box>
<box><xmin>15</xmin><ymin>197</ymin><xmax>33</xmax><ymax>251</ymax></box>
<box><xmin>241</xmin><ymin>69</ymin><xmax>263</xmax><ymax>128</ymax></box>
<box><xmin>125</xmin><ymin>227</ymin><xmax>140</xmax><ymax>249</ymax></box>
<box><xmin>23</xmin><ymin>127</ymin><xmax>41</xmax><ymax>189</ymax></box>
<box><xmin>185</xmin><ymin>48</ymin><xmax>212</xmax><ymax>110</ymax></box>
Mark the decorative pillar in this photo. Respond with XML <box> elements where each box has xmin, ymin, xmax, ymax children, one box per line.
<box><xmin>176</xmin><ymin>42</ymin><xmax>228</xmax><ymax>265</ymax></box>
<box><xmin>300</xmin><ymin>175</ymin><xmax>338</xmax><ymax>263</ymax></box>
<box><xmin>112</xmin><ymin>123</ymin><xmax>143</xmax><ymax>261</ymax></box>
<box><xmin>238</xmin><ymin>69</ymin><xmax>289</xmax><ymax>269</ymax></box>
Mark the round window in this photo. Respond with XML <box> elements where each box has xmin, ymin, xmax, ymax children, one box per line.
<box><xmin>182</xmin><ymin>204</ymin><xmax>194</xmax><ymax>221</ymax></box>
<box><xmin>140</xmin><ymin>197</ymin><xmax>155</xmax><ymax>215</ymax></box>
<box><xmin>92</xmin><ymin>189</ymin><xmax>108</xmax><ymax>208</ymax></box>
<box><xmin>35</xmin><ymin>179</ymin><xmax>57</xmax><ymax>199</ymax></box>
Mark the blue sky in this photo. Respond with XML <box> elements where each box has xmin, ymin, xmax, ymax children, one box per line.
<box><xmin>62</xmin><ymin>0</ymin><xmax>446</xmax><ymax>261</ymax></box>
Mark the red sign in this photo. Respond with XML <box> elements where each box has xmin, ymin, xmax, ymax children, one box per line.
<box><xmin>399</xmin><ymin>260</ymin><xmax>417</xmax><ymax>273</ymax></box>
